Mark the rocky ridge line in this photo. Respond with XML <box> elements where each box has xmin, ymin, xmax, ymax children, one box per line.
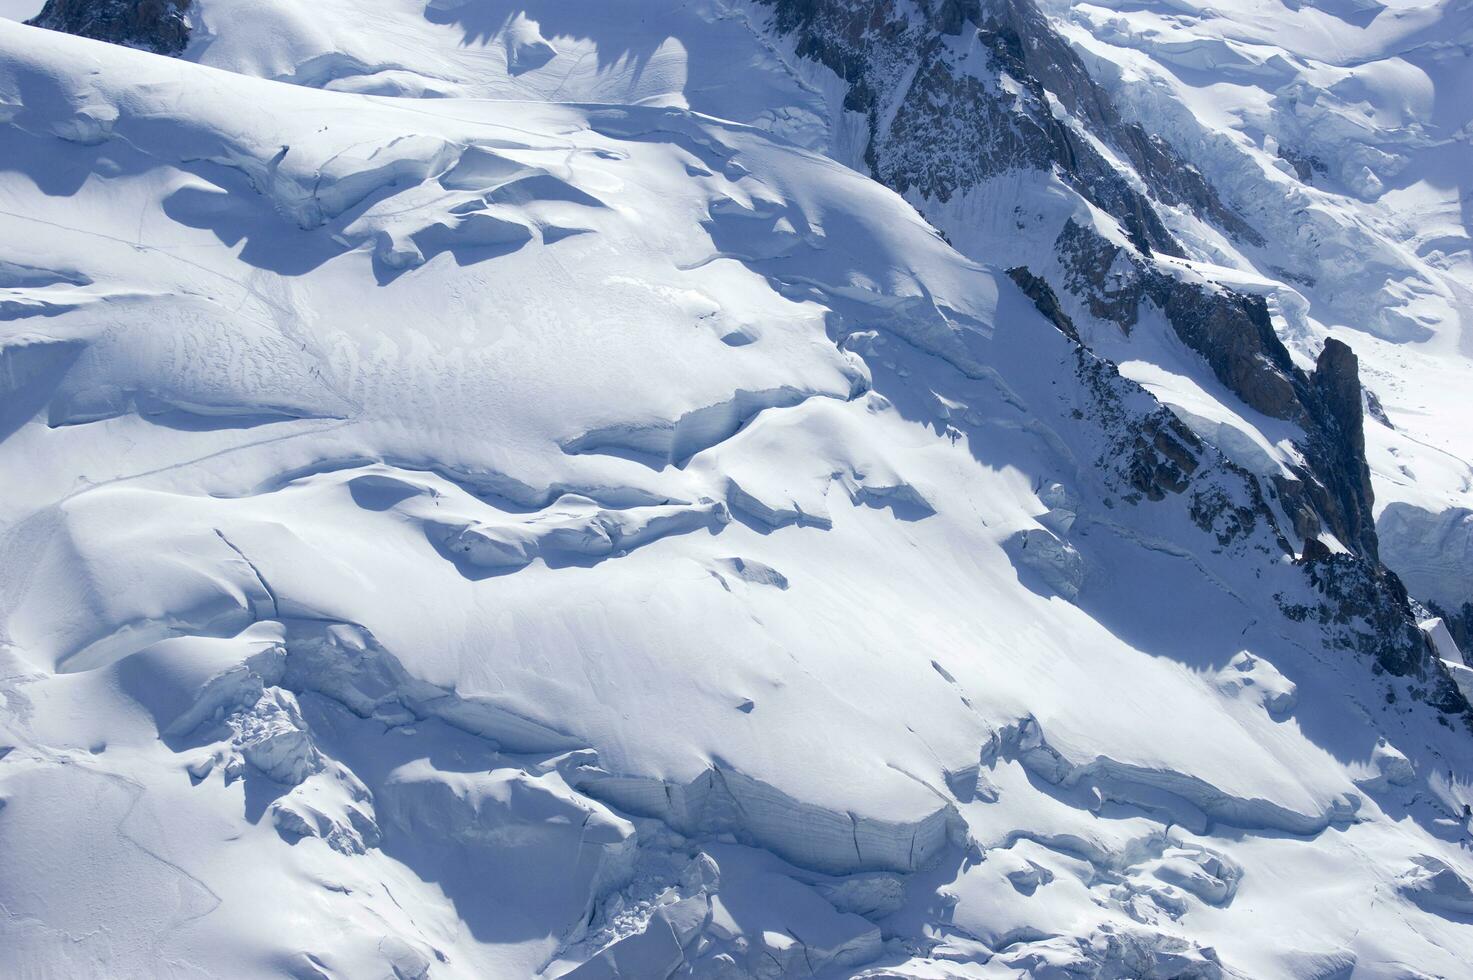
<box><xmin>26</xmin><ymin>0</ymin><xmax>191</xmax><ymax>55</ymax></box>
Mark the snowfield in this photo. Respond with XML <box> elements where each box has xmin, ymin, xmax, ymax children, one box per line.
<box><xmin>2</xmin><ymin>2</ymin><xmax>1473</xmax><ymax>978</ymax></box>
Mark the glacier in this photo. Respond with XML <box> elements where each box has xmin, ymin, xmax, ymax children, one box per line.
<box><xmin>2</xmin><ymin>0</ymin><xmax>1473</xmax><ymax>977</ymax></box>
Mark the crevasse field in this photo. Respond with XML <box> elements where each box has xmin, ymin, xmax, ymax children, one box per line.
<box><xmin>2</xmin><ymin>1</ymin><xmax>1473</xmax><ymax>977</ymax></box>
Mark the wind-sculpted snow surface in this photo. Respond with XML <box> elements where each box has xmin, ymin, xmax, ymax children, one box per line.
<box><xmin>2</xmin><ymin>7</ymin><xmax>1473</xmax><ymax>980</ymax></box>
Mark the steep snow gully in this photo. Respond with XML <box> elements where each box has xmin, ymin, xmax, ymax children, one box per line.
<box><xmin>3</xmin><ymin>0</ymin><xmax>1473</xmax><ymax>977</ymax></box>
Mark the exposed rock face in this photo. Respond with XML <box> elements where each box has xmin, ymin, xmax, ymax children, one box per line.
<box><xmin>1306</xmin><ymin>339</ymin><xmax>1378</xmax><ymax>560</ymax></box>
<box><xmin>26</xmin><ymin>0</ymin><xmax>191</xmax><ymax>55</ymax></box>
<box><xmin>1287</xmin><ymin>541</ymin><xmax>1441</xmax><ymax>681</ymax></box>
<box><xmin>757</xmin><ymin>0</ymin><xmax>1391</xmax><ymax>568</ymax></box>
<box><xmin>833</xmin><ymin>0</ymin><xmax>1459</xmax><ymax>701</ymax></box>
<box><xmin>974</xmin><ymin>0</ymin><xmax>1261</xmax><ymax>249</ymax></box>
<box><xmin>1156</xmin><ymin>288</ymin><xmax>1298</xmax><ymax>422</ymax></box>
<box><xmin>1056</xmin><ymin>219</ymin><xmax>1294</xmax><ymax>414</ymax></box>
<box><xmin>759</xmin><ymin>0</ymin><xmax>1250</xmax><ymax>257</ymax></box>
<box><xmin>760</xmin><ymin>0</ymin><xmax>1376</xmax><ymax>559</ymax></box>
<box><xmin>1276</xmin><ymin>146</ymin><xmax>1327</xmax><ymax>184</ymax></box>
<box><xmin>1074</xmin><ymin>323</ymin><xmax>1442</xmax><ymax>689</ymax></box>
<box><xmin>1055</xmin><ymin>219</ymin><xmax>1379</xmax><ymax>561</ymax></box>
<box><xmin>1055</xmin><ymin>221</ymin><xmax>1299</xmax><ymax>414</ymax></box>
<box><xmin>754</xmin><ymin>0</ymin><xmax>1461</xmax><ymax>711</ymax></box>
<box><xmin>1006</xmin><ymin>266</ymin><xmax>1078</xmax><ymax>344</ymax></box>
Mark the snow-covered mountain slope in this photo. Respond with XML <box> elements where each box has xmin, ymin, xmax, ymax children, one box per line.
<box><xmin>1043</xmin><ymin>0</ymin><xmax>1473</xmax><ymax>643</ymax></box>
<box><xmin>136</xmin><ymin>0</ymin><xmax>1473</xmax><ymax>652</ymax></box>
<box><xmin>2</xmin><ymin>3</ymin><xmax>1473</xmax><ymax>978</ymax></box>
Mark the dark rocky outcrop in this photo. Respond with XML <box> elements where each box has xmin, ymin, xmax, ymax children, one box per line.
<box><xmin>1072</xmin><ymin>344</ymin><xmax>1213</xmax><ymax>508</ymax></box>
<box><xmin>1055</xmin><ymin>219</ymin><xmax>1379</xmax><ymax>561</ymax></box>
<box><xmin>1305</xmin><ymin>339</ymin><xmax>1378</xmax><ymax>560</ymax></box>
<box><xmin>1276</xmin><ymin>146</ymin><xmax>1327</xmax><ymax>185</ymax></box>
<box><xmin>1056</xmin><ymin>220</ymin><xmax>1298</xmax><ymax>415</ymax></box>
<box><xmin>1256</xmin><ymin>340</ymin><xmax>1379</xmax><ymax>565</ymax></box>
<box><xmin>756</xmin><ymin>1</ymin><xmax>1369</xmax><ymax>562</ymax></box>
<box><xmin>758</xmin><ymin>0</ymin><xmax>1256</xmax><ymax>257</ymax></box>
<box><xmin>1363</xmin><ymin>388</ymin><xmax>1393</xmax><ymax>429</ymax></box>
<box><xmin>756</xmin><ymin>0</ymin><xmax>1441</xmax><ymax>696</ymax></box>
<box><xmin>1287</xmin><ymin>544</ymin><xmax>1467</xmax><ymax>700</ymax></box>
<box><xmin>1053</xmin><ymin>215</ymin><xmax>1447</xmax><ymax>700</ymax></box>
<box><xmin>1074</xmin><ymin>337</ymin><xmax>1452</xmax><ymax>698</ymax></box>
<box><xmin>1007</xmin><ymin>266</ymin><xmax>1079</xmax><ymax>344</ymax></box>
<box><xmin>26</xmin><ymin>0</ymin><xmax>191</xmax><ymax>55</ymax></box>
<box><xmin>1157</xmin><ymin>288</ymin><xmax>1299</xmax><ymax>420</ymax></box>
<box><xmin>975</xmin><ymin>0</ymin><xmax>1262</xmax><ymax>248</ymax></box>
